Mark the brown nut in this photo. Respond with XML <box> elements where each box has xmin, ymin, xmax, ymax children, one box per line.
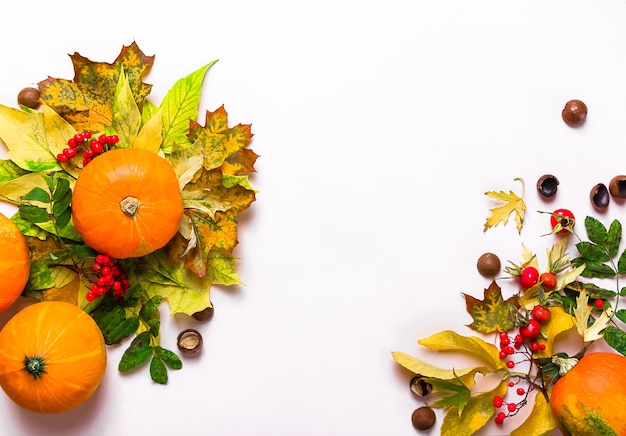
<box><xmin>562</xmin><ymin>99</ymin><xmax>587</xmax><ymax>127</ymax></box>
<box><xmin>537</xmin><ymin>174</ymin><xmax>559</xmax><ymax>199</ymax></box>
<box><xmin>177</xmin><ymin>329</ymin><xmax>203</xmax><ymax>355</ymax></box>
<box><xmin>477</xmin><ymin>252</ymin><xmax>501</xmax><ymax>278</ymax></box>
<box><xmin>590</xmin><ymin>183</ymin><xmax>609</xmax><ymax>210</ymax></box>
<box><xmin>17</xmin><ymin>87</ymin><xmax>41</xmax><ymax>109</ymax></box>
<box><xmin>411</xmin><ymin>406</ymin><xmax>436</xmax><ymax>431</ymax></box>
<box><xmin>609</xmin><ymin>176</ymin><xmax>626</xmax><ymax>199</ymax></box>
<box><xmin>192</xmin><ymin>306</ymin><xmax>214</xmax><ymax>322</ymax></box>
<box><xmin>410</xmin><ymin>375</ymin><xmax>433</xmax><ymax>399</ymax></box>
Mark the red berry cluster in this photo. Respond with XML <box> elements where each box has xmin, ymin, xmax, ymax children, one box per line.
<box><xmin>493</xmin><ymin>386</ymin><xmax>526</xmax><ymax>425</ymax></box>
<box><xmin>86</xmin><ymin>254</ymin><xmax>130</xmax><ymax>302</ymax></box>
<box><xmin>56</xmin><ymin>132</ymin><xmax>119</xmax><ymax>166</ymax></box>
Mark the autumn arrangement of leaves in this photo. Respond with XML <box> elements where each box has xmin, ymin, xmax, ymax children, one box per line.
<box><xmin>393</xmin><ymin>179</ymin><xmax>626</xmax><ymax>435</ymax></box>
<box><xmin>0</xmin><ymin>43</ymin><xmax>257</xmax><ymax>383</ymax></box>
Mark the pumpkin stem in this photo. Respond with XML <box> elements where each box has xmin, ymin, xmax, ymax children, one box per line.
<box><xmin>23</xmin><ymin>356</ymin><xmax>46</xmax><ymax>380</ymax></box>
<box><xmin>552</xmin><ymin>355</ymin><xmax>579</xmax><ymax>376</ymax></box>
<box><xmin>120</xmin><ymin>196</ymin><xmax>140</xmax><ymax>218</ymax></box>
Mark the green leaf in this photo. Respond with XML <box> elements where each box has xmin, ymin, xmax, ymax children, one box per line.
<box><xmin>153</xmin><ymin>346</ymin><xmax>183</xmax><ymax>370</ymax></box>
<box><xmin>617</xmin><ymin>249</ymin><xmax>626</xmax><ymax>275</ymax></box>
<box><xmin>107</xmin><ymin>316</ymin><xmax>140</xmax><ymax>344</ymax></box>
<box><xmin>22</xmin><ymin>187</ymin><xmax>50</xmax><ymax>203</ymax></box>
<box><xmin>585</xmin><ymin>216</ymin><xmax>607</xmax><ymax>245</ymax></box>
<box><xmin>139</xmin><ymin>295</ymin><xmax>163</xmax><ymax>320</ymax></box>
<box><xmin>52</xmin><ymin>190</ymin><xmax>72</xmax><ymax>216</ymax></box>
<box><xmin>576</xmin><ymin>241</ymin><xmax>611</xmax><ymax>262</ymax></box>
<box><xmin>41</xmin><ymin>106</ymin><xmax>80</xmax><ymax>178</ymax></box>
<box><xmin>112</xmin><ymin>70</ymin><xmax>141</xmax><ymax>148</ymax></box>
<box><xmin>25</xmin><ymin>257</ymin><xmax>76</xmax><ymax>292</ymax></box>
<box><xmin>52</xmin><ymin>178</ymin><xmax>70</xmax><ymax>202</ymax></box>
<box><xmin>160</xmin><ymin>61</ymin><xmax>217</xmax><ymax>153</ymax></box>
<box><xmin>146</xmin><ymin>318</ymin><xmax>160</xmax><ymax>337</ymax></box>
<box><xmin>614</xmin><ymin>309</ymin><xmax>626</xmax><ymax>324</ymax></box>
<box><xmin>426</xmin><ymin>378</ymin><xmax>471</xmax><ymax>415</ymax></box>
<box><xmin>55</xmin><ymin>208</ymin><xmax>71</xmax><ymax>229</ymax></box>
<box><xmin>118</xmin><ymin>345</ymin><xmax>153</xmax><ymax>372</ymax></box>
<box><xmin>603</xmin><ymin>326</ymin><xmax>626</xmax><ymax>355</ymax></box>
<box><xmin>18</xmin><ymin>204</ymin><xmax>49</xmax><ymax>223</ymax></box>
<box><xmin>606</xmin><ymin>220</ymin><xmax>622</xmax><ymax>258</ymax></box>
<box><xmin>149</xmin><ymin>355</ymin><xmax>168</xmax><ymax>384</ymax></box>
<box><xmin>580</xmin><ymin>261</ymin><xmax>616</xmax><ymax>279</ymax></box>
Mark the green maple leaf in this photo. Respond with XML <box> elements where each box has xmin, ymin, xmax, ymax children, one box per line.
<box><xmin>463</xmin><ymin>281</ymin><xmax>519</xmax><ymax>333</ymax></box>
<box><xmin>427</xmin><ymin>378</ymin><xmax>472</xmax><ymax>415</ymax></box>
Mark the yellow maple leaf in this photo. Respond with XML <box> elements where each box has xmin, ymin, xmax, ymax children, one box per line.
<box><xmin>483</xmin><ymin>179</ymin><xmax>526</xmax><ymax>233</ymax></box>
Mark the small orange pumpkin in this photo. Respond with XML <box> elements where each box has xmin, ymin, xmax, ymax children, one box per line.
<box><xmin>72</xmin><ymin>148</ymin><xmax>184</xmax><ymax>259</ymax></box>
<box><xmin>0</xmin><ymin>211</ymin><xmax>30</xmax><ymax>312</ymax></box>
<box><xmin>0</xmin><ymin>301</ymin><xmax>107</xmax><ymax>413</ymax></box>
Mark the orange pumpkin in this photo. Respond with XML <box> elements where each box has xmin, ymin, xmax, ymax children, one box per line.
<box><xmin>0</xmin><ymin>212</ymin><xmax>30</xmax><ymax>311</ymax></box>
<box><xmin>72</xmin><ymin>148</ymin><xmax>184</xmax><ymax>259</ymax></box>
<box><xmin>0</xmin><ymin>301</ymin><xmax>107</xmax><ymax>413</ymax></box>
<box><xmin>550</xmin><ymin>352</ymin><xmax>626</xmax><ymax>435</ymax></box>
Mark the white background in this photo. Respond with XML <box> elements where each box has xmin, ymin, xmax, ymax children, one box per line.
<box><xmin>0</xmin><ymin>1</ymin><xmax>625</xmax><ymax>435</ymax></box>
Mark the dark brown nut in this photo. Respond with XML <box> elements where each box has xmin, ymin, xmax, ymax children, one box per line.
<box><xmin>410</xmin><ymin>375</ymin><xmax>433</xmax><ymax>398</ymax></box>
<box><xmin>609</xmin><ymin>176</ymin><xmax>626</xmax><ymax>199</ymax></box>
<box><xmin>192</xmin><ymin>306</ymin><xmax>214</xmax><ymax>322</ymax></box>
<box><xmin>411</xmin><ymin>406</ymin><xmax>436</xmax><ymax>431</ymax></box>
<box><xmin>536</xmin><ymin>174</ymin><xmax>559</xmax><ymax>199</ymax></box>
<box><xmin>590</xmin><ymin>183</ymin><xmax>609</xmax><ymax>210</ymax></box>
<box><xmin>477</xmin><ymin>252</ymin><xmax>501</xmax><ymax>278</ymax></box>
<box><xmin>177</xmin><ymin>329</ymin><xmax>203</xmax><ymax>355</ymax></box>
<box><xmin>17</xmin><ymin>87</ymin><xmax>41</xmax><ymax>109</ymax></box>
<box><xmin>562</xmin><ymin>99</ymin><xmax>587</xmax><ymax>127</ymax></box>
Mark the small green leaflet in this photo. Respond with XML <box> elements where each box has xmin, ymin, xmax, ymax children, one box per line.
<box><xmin>426</xmin><ymin>378</ymin><xmax>471</xmax><ymax>415</ymax></box>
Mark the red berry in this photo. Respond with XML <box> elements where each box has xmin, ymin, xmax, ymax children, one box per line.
<box><xmin>500</xmin><ymin>336</ymin><xmax>511</xmax><ymax>346</ymax></box>
<box><xmin>506</xmin><ymin>360</ymin><xmax>515</xmax><ymax>368</ymax></box>
<box><xmin>83</xmin><ymin>157</ymin><xmax>92</xmax><ymax>166</ymax></box>
<box><xmin>531</xmin><ymin>342</ymin><xmax>540</xmax><ymax>351</ymax></box>
<box><xmin>514</xmin><ymin>334</ymin><xmax>523</xmax><ymax>344</ymax></box>
<box><xmin>101</xmin><ymin>266</ymin><xmax>112</xmax><ymax>276</ymax></box>
<box><xmin>595</xmin><ymin>299</ymin><xmax>604</xmax><ymax>309</ymax></box>
<box><xmin>504</xmin><ymin>346</ymin><xmax>515</xmax><ymax>355</ymax></box>
<box><xmin>68</xmin><ymin>138</ymin><xmax>77</xmax><ymax>148</ymax></box>
<box><xmin>550</xmin><ymin>208</ymin><xmax>575</xmax><ymax>235</ymax></box>
<box><xmin>531</xmin><ymin>305</ymin><xmax>551</xmax><ymax>323</ymax></box>
<box><xmin>83</xmin><ymin>131</ymin><xmax>92</xmax><ymax>139</ymax></box>
<box><xmin>539</xmin><ymin>343</ymin><xmax>546</xmax><ymax>350</ymax></box>
<box><xmin>517</xmin><ymin>388</ymin><xmax>525</xmax><ymax>395</ymax></box>
<box><xmin>108</xmin><ymin>135</ymin><xmax>119</xmax><ymax>144</ymax></box>
<box><xmin>57</xmin><ymin>153</ymin><xmax>69</xmax><ymax>162</ymax></box>
<box><xmin>65</xmin><ymin>147</ymin><xmax>77</xmax><ymax>158</ymax></box>
<box><xmin>508</xmin><ymin>381</ymin><xmax>515</xmax><ymax>387</ymax></box>
<box><xmin>98</xmin><ymin>134</ymin><xmax>107</xmax><ymax>144</ymax></box>
<box><xmin>83</xmin><ymin>148</ymin><xmax>94</xmax><ymax>158</ymax></box>
<box><xmin>499</xmin><ymin>350</ymin><xmax>507</xmax><ymax>359</ymax></box>
<box><xmin>519</xmin><ymin>266</ymin><xmax>539</xmax><ymax>288</ymax></box>
<box><xmin>86</xmin><ymin>291</ymin><xmax>95</xmax><ymax>302</ymax></box>
<box><xmin>507</xmin><ymin>403</ymin><xmax>517</xmax><ymax>412</ymax></box>
<box><xmin>540</xmin><ymin>272</ymin><xmax>557</xmax><ymax>289</ymax></box>
<box><xmin>520</xmin><ymin>319</ymin><xmax>542</xmax><ymax>340</ymax></box>
<box><xmin>495</xmin><ymin>412</ymin><xmax>506</xmax><ymax>425</ymax></box>
<box><xmin>95</xmin><ymin>254</ymin><xmax>110</xmax><ymax>265</ymax></box>
<box><xmin>74</xmin><ymin>133</ymin><xmax>84</xmax><ymax>143</ymax></box>
<box><xmin>493</xmin><ymin>396</ymin><xmax>503</xmax><ymax>408</ymax></box>
<box><xmin>90</xmin><ymin>140</ymin><xmax>103</xmax><ymax>154</ymax></box>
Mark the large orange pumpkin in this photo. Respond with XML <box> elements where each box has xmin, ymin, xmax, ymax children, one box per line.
<box><xmin>0</xmin><ymin>301</ymin><xmax>107</xmax><ymax>413</ymax></box>
<box><xmin>0</xmin><ymin>212</ymin><xmax>30</xmax><ymax>312</ymax></box>
<box><xmin>72</xmin><ymin>148</ymin><xmax>184</xmax><ymax>259</ymax></box>
<box><xmin>550</xmin><ymin>352</ymin><xmax>626</xmax><ymax>435</ymax></box>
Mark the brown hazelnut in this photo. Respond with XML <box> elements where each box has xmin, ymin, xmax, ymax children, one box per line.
<box><xmin>590</xmin><ymin>183</ymin><xmax>609</xmax><ymax>210</ymax></box>
<box><xmin>536</xmin><ymin>174</ymin><xmax>559</xmax><ymax>199</ymax></box>
<box><xmin>562</xmin><ymin>99</ymin><xmax>587</xmax><ymax>127</ymax></box>
<box><xmin>411</xmin><ymin>406</ymin><xmax>436</xmax><ymax>431</ymax></box>
<box><xmin>17</xmin><ymin>87</ymin><xmax>41</xmax><ymax>109</ymax></box>
<box><xmin>192</xmin><ymin>306</ymin><xmax>214</xmax><ymax>322</ymax></box>
<box><xmin>177</xmin><ymin>329</ymin><xmax>203</xmax><ymax>355</ymax></box>
<box><xmin>609</xmin><ymin>176</ymin><xmax>626</xmax><ymax>199</ymax></box>
<box><xmin>477</xmin><ymin>252</ymin><xmax>501</xmax><ymax>278</ymax></box>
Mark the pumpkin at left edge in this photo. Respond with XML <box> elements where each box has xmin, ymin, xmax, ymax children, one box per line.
<box><xmin>0</xmin><ymin>301</ymin><xmax>107</xmax><ymax>414</ymax></box>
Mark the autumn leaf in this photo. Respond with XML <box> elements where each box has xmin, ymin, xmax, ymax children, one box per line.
<box><xmin>532</xmin><ymin>306</ymin><xmax>576</xmax><ymax>358</ymax></box>
<box><xmin>483</xmin><ymin>178</ymin><xmax>526</xmax><ymax>233</ymax></box>
<box><xmin>440</xmin><ymin>379</ymin><xmax>508</xmax><ymax>436</ymax></box>
<box><xmin>510</xmin><ymin>390</ymin><xmax>557</xmax><ymax>436</ymax></box>
<box><xmin>463</xmin><ymin>281</ymin><xmax>519</xmax><ymax>334</ymax></box>
<box><xmin>38</xmin><ymin>42</ymin><xmax>154</xmax><ymax>132</ymax></box>
<box><xmin>111</xmin><ymin>70</ymin><xmax>141</xmax><ymax>148</ymax></box>
<box><xmin>391</xmin><ymin>351</ymin><xmax>487</xmax><ymax>388</ymax></box>
<box><xmin>418</xmin><ymin>330</ymin><xmax>506</xmax><ymax>370</ymax></box>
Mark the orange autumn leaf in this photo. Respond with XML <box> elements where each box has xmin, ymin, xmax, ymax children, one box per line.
<box><xmin>38</xmin><ymin>42</ymin><xmax>154</xmax><ymax>132</ymax></box>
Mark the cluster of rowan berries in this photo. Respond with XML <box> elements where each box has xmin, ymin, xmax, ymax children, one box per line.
<box><xmin>86</xmin><ymin>254</ymin><xmax>130</xmax><ymax>302</ymax></box>
<box><xmin>56</xmin><ymin>132</ymin><xmax>119</xmax><ymax>165</ymax></box>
